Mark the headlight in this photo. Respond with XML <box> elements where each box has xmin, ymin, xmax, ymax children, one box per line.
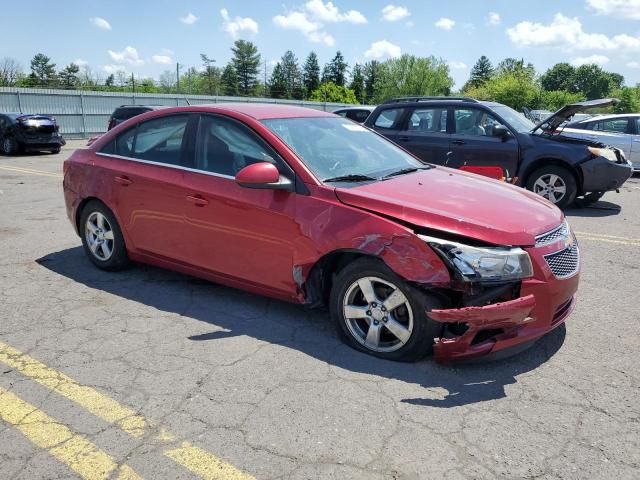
<box><xmin>419</xmin><ymin>235</ymin><xmax>534</xmax><ymax>282</ymax></box>
<box><xmin>588</xmin><ymin>146</ymin><xmax>617</xmax><ymax>162</ymax></box>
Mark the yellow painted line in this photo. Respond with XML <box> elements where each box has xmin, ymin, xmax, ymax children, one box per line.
<box><xmin>576</xmin><ymin>231</ymin><xmax>640</xmax><ymax>242</ymax></box>
<box><xmin>0</xmin><ymin>386</ymin><xmax>143</xmax><ymax>480</ymax></box>
<box><xmin>0</xmin><ymin>341</ymin><xmax>146</xmax><ymax>437</ymax></box>
<box><xmin>577</xmin><ymin>236</ymin><xmax>640</xmax><ymax>247</ymax></box>
<box><xmin>0</xmin><ymin>164</ymin><xmax>62</xmax><ymax>178</ymax></box>
<box><xmin>0</xmin><ymin>341</ymin><xmax>255</xmax><ymax>479</ymax></box>
<box><xmin>165</xmin><ymin>442</ymin><xmax>255</xmax><ymax>480</ymax></box>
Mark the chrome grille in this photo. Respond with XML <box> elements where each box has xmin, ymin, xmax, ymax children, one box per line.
<box><xmin>544</xmin><ymin>245</ymin><xmax>580</xmax><ymax>279</ymax></box>
<box><xmin>535</xmin><ymin>223</ymin><xmax>569</xmax><ymax>247</ymax></box>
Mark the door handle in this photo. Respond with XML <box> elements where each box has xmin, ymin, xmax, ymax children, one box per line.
<box><xmin>186</xmin><ymin>195</ymin><xmax>209</xmax><ymax>207</ymax></box>
<box><xmin>397</xmin><ymin>135</ymin><xmax>410</xmax><ymax>141</ymax></box>
<box><xmin>114</xmin><ymin>176</ymin><xmax>132</xmax><ymax>186</ymax></box>
<box><xmin>452</xmin><ymin>140</ymin><xmax>466</xmax><ymax>146</ymax></box>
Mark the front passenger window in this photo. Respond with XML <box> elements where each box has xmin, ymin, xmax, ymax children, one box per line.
<box><xmin>374</xmin><ymin>109</ymin><xmax>403</xmax><ymax>129</ymax></box>
<box><xmin>133</xmin><ymin>115</ymin><xmax>188</xmax><ymax>165</ymax></box>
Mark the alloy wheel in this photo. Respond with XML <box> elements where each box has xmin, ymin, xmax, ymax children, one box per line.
<box><xmin>533</xmin><ymin>174</ymin><xmax>567</xmax><ymax>204</ymax></box>
<box><xmin>85</xmin><ymin>211</ymin><xmax>115</xmax><ymax>261</ymax></box>
<box><xmin>342</xmin><ymin>276</ymin><xmax>414</xmax><ymax>353</ymax></box>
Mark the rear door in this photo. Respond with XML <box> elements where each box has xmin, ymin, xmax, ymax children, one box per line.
<box><xmin>97</xmin><ymin>114</ymin><xmax>195</xmax><ymax>261</ymax></box>
<box><xmin>448</xmin><ymin>107</ymin><xmax>520</xmax><ymax>178</ymax></box>
<box><xmin>393</xmin><ymin>106</ymin><xmax>450</xmax><ymax>165</ymax></box>
<box><xmin>631</xmin><ymin>118</ymin><xmax>640</xmax><ymax>168</ymax></box>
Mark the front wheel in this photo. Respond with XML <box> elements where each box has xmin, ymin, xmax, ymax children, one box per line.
<box><xmin>2</xmin><ymin>137</ymin><xmax>19</xmax><ymax>155</ymax></box>
<box><xmin>526</xmin><ymin>165</ymin><xmax>577</xmax><ymax>209</ymax></box>
<box><xmin>79</xmin><ymin>201</ymin><xmax>129</xmax><ymax>271</ymax></box>
<box><xmin>329</xmin><ymin>258</ymin><xmax>442</xmax><ymax>362</ymax></box>
<box><xmin>50</xmin><ymin>147</ymin><xmax>61</xmax><ymax>154</ymax></box>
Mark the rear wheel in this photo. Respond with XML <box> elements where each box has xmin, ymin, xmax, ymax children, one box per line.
<box><xmin>526</xmin><ymin>165</ymin><xmax>577</xmax><ymax>209</ymax></box>
<box><xmin>79</xmin><ymin>201</ymin><xmax>129</xmax><ymax>271</ymax></box>
<box><xmin>329</xmin><ymin>258</ymin><xmax>442</xmax><ymax>362</ymax></box>
<box><xmin>50</xmin><ymin>147</ymin><xmax>61</xmax><ymax>154</ymax></box>
<box><xmin>2</xmin><ymin>137</ymin><xmax>18</xmax><ymax>155</ymax></box>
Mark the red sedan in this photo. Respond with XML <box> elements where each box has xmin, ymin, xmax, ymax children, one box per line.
<box><xmin>63</xmin><ymin>104</ymin><xmax>580</xmax><ymax>362</ymax></box>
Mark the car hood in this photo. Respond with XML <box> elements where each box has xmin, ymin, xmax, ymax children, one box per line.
<box><xmin>532</xmin><ymin>98</ymin><xmax>618</xmax><ymax>133</ymax></box>
<box><xmin>334</xmin><ymin>167</ymin><xmax>563</xmax><ymax>247</ymax></box>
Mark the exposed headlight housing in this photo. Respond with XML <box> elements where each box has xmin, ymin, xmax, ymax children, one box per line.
<box><xmin>588</xmin><ymin>146</ymin><xmax>617</xmax><ymax>162</ymax></box>
<box><xmin>419</xmin><ymin>235</ymin><xmax>534</xmax><ymax>282</ymax></box>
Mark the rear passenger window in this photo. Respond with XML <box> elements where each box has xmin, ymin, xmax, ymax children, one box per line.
<box><xmin>595</xmin><ymin>119</ymin><xmax>628</xmax><ymax>134</ymax></box>
<box><xmin>132</xmin><ymin>115</ymin><xmax>188</xmax><ymax>165</ymax></box>
<box><xmin>407</xmin><ymin>108</ymin><xmax>447</xmax><ymax>132</ymax></box>
<box><xmin>374</xmin><ymin>109</ymin><xmax>403</xmax><ymax>129</ymax></box>
<box><xmin>347</xmin><ymin>110</ymin><xmax>371</xmax><ymax>123</ymax></box>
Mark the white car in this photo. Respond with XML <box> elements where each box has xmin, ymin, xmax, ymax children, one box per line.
<box><xmin>562</xmin><ymin>114</ymin><xmax>640</xmax><ymax>171</ymax></box>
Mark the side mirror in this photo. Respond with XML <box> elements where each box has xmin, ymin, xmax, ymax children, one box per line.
<box><xmin>235</xmin><ymin>162</ymin><xmax>293</xmax><ymax>191</ymax></box>
<box><xmin>493</xmin><ymin>124</ymin><xmax>511</xmax><ymax>140</ymax></box>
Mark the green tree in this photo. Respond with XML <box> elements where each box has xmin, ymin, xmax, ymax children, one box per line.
<box><xmin>324</xmin><ymin>51</ymin><xmax>348</xmax><ymax>87</ymax></box>
<box><xmin>349</xmin><ymin>63</ymin><xmax>365</xmax><ymax>103</ymax></box>
<box><xmin>539</xmin><ymin>90</ymin><xmax>585</xmax><ymax>111</ymax></box>
<box><xmin>280</xmin><ymin>50</ymin><xmax>302</xmax><ymax>99</ymax></box>
<box><xmin>29</xmin><ymin>53</ymin><xmax>56</xmax><ymax>86</ymax></box>
<box><xmin>613</xmin><ymin>87</ymin><xmax>640</xmax><ymax>113</ymax></box>
<box><xmin>540</xmin><ymin>63</ymin><xmax>577</xmax><ymax>92</ymax></box>
<box><xmin>105</xmin><ymin>74</ymin><xmax>115</xmax><ymax>87</ymax></box>
<box><xmin>200</xmin><ymin>54</ymin><xmax>220</xmax><ymax>95</ymax></box>
<box><xmin>230</xmin><ymin>40</ymin><xmax>261</xmax><ymax>96</ymax></box>
<box><xmin>373</xmin><ymin>55</ymin><xmax>453</xmax><ymax>103</ymax></box>
<box><xmin>363</xmin><ymin>60</ymin><xmax>381</xmax><ymax>103</ymax></box>
<box><xmin>496</xmin><ymin>57</ymin><xmax>535</xmax><ymax>81</ymax></box>
<box><xmin>309</xmin><ymin>81</ymin><xmax>358</xmax><ymax>103</ymax></box>
<box><xmin>467</xmin><ymin>55</ymin><xmax>493</xmax><ymax>89</ymax></box>
<box><xmin>269</xmin><ymin>63</ymin><xmax>288</xmax><ymax>99</ymax></box>
<box><xmin>58</xmin><ymin>63</ymin><xmax>80</xmax><ymax>88</ymax></box>
<box><xmin>0</xmin><ymin>58</ymin><xmax>22</xmax><ymax>86</ymax></box>
<box><xmin>466</xmin><ymin>73</ymin><xmax>539</xmax><ymax>111</ymax></box>
<box><xmin>302</xmin><ymin>52</ymin><xmax>320</xmax><ymax>94</ymax></box>
<box><xmin>574</xmin><ymin>64</ymin><xmax>614</xmax><ymax>100</ymax></box>
<box><xmin>220</xmin><ymin>63</ymin><xmax>239</xmax><ymax>96</ymax></box>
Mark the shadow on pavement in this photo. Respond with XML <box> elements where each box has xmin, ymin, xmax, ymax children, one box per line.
<box><xmin>564</xmin><ymin>200</ymin><xmax>621</xmax><ymax>218</ymax></box>
<box><xmin>37</xmin><ymin>247</ymin><xmax>566</xmax><ymax>408</ymax></box>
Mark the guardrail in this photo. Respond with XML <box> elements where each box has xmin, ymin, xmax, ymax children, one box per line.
<box><xmin>0</xmin><ymin>87</ymin><xmax>366</xmax><ymax>138</ymax></box>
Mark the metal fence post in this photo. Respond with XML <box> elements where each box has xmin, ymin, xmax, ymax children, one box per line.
<box><xmin>16</xmin><ymin>90</ymin><xmax>22</xmax><ymax>113</ymax></box>
<box><xmin>80</xmin><ymin>92</ymin><xmax>87</xmax><ymax>138</ymax></box>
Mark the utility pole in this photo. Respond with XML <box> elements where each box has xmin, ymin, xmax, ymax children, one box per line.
<box><xmin>131</xmin><ymin>73</ymin><xmax>135</xmax><ymax>95</ymax></box>
<box><xmin>264</xmin><ymin>60</ymin><xmax>267</xmax><ymax>98</ymax></box>
<box><xmin>176</xmin><ymin>63</ymin><xmax>181</xmax><ymax>94</ymax></box>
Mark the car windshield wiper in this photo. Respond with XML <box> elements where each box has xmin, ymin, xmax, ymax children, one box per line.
<box><xmin>323</xmin><ymin>174</ymin><xmax>378</xmax><ymax>183</ymax></box>
<box><xmin>381</xmin><ymin>166</ymin><xmax>431</xmax><ymax>180</ymax></box>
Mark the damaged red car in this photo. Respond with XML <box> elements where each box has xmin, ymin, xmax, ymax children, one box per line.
<box><xmin>63</xmin><ymin>104</ymin><xmax>580</xmax><ymax>362</ymax></box>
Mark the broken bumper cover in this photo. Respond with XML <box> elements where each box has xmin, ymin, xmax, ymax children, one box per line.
<box><xmin>429</xmin><ymin>287</ymin><xmax>576</xmax><ymax>363</ymax></box>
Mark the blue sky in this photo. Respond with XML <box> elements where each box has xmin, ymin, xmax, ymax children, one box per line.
<box><xmin>4</xmin><ymin>0</ymin><xmax>640</xmax><ymax>88</ymax></box>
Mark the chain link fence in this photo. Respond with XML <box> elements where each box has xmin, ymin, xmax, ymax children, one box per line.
<box><xmin>0</xmin><ymin>87</ymin><xmax>370</xmax><ymax>139</ymax></box>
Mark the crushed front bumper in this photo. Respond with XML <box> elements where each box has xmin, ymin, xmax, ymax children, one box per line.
<box><xmin>580</xmin><ymin>155</ymin><xmax>633</xmax><ymax>193</ymax></box>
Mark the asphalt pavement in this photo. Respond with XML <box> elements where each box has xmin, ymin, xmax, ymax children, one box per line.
<box><xmin>0</xmin><ymin>140</ymin><xmax>638</xmax><ymax>479</ymax></box>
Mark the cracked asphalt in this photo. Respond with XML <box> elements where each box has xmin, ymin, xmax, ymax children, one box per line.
<box><xmin>0</xmin><ymin>140</ymin><xmax>639</xmax><ymax>479</ymax></box>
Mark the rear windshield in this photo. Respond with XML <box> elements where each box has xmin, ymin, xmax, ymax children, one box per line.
<box><xmin>113</xmin><ymin>108</ymin><xmax>151</xmax><ymax>120</ymax></box>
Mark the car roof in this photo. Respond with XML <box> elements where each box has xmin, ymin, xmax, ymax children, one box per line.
<box><xmin>3</xmin><ymin>113</ymin><xmax>53</xmax><ymax>119</ymax></box>
<box><xmin>168</xmin><ymin>103</ymin><xmax>335</xmax><ymax>120</ymax></box>
<box><xmin>114</xmin><ymin>105</ymin><xmax>166</xmax><ymax>110</ymax></box>
<box><xmin>333</xmin><ymin>106</ymin><xmax>374</xmax><ymax>112</ymax></box>
<box><xmin>377</xmin><ymin>97</ymin><xmax>507</xmax><ymax>109</ymax></box>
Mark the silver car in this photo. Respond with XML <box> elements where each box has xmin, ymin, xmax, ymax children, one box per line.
<box><xmin>562</xmin><ymin>114</ymin><xmax>640</xmax><ymax>171</ymax></box>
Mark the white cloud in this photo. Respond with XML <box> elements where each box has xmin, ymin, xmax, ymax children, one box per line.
<box><xmin>221</xmin><ymin>8</ymin><xmax>259</xmax><ymax>38</ymax></box>
<box><xmin>507</xmin><ymin>13</ymin><xmax>640</xmax><ymax>52</ymax></box>
<box><xmin>89</xmin><ymin>17</ymin><xmax>111</xmax><ymax>31</ymax></box>
<box><xmin>587</xmin><ymin>0</ymin><xmax>640</xmax><ymax>20</ymax></box>
<box><xmin>152</xmin><ymin>55</ymin><xmax>173</xmax><ymax>65</ymax></box>
<box><xmin>273</xmin><ymin>11</ymin><xmax>334</xmax><ymax>45</ymax></box>
<box><xmin>102</xmin><ymin>64</ymin><xmax>127</xmax><ymax>74</ymax></box>
<box><xmin>435</xmin><ymin>18</ymin><xmax>455</xmax><ymax>31</ymax></box>
<box><xmin>449</xmin><ymin>61</ymin><xmax>468</xmax><ymax>69</ymax></box>
<box><xmin>487</xmin><ymin>12</ymin><xmax>501</xmax><ymax>25</ymax></box>
<box><xmin>571</xmin><ymin>54</ymin><xmax>610</xmax><ymax>66</ymax></box>
<box><xmin>305</xmin><ymin>0</ymin><xmax>367</xmax><ymax>24</ymax></box>
<box><xmin>73</xmin><ymin>59</ymin><xmax>89</xmax><ymax>67</ymax></box>
<box><xmin>364</xmin><ymin>40</ymin><xmax>401</xmax><ymax>60</ymax></box>
<box><xmin>180</xmin><ymin>13</ymin><xmax>198</xmax><ymax>25</ymax></box>
<box><xmin>107</xmin><ymin>46</ymin><xmax>144</xmax><ymax>65</ymax></box>
<box><xmin>627</xmin><ymin>61</ymin><xmax>640</xmax><ymax>68</ymax></box>
<box><xmin>381</xmin><ymin>5</ymin><xmax>410</xmax><ymax>22</ymax></box>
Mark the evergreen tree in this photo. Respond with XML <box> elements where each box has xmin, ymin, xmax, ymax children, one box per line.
<box><xmin>29</xmin><ymin>53</ymin><xmax>56</xmax><ymax>86</ymax></box>
<box><xmin>467</xmin><ymin>56</ymin><xmax>493</xmax><ymax>89</ymax></box>
<box><xmin>302</xmin><ymin>52</ymin><xmax>320</xmax><ymax>94</ymax></box>
<box><xmin>230</xmin><ymin>40</ymin><xmax>260</xmax><ymax>96</ymax></box>
<box><xmin>324</xmin><ymin>51</ymin><xmax>348</xmax><ymax>86</ymax></box>
<box><xmin>220</xmin><ymin>63</ymin><xmax>239</xmax><ymax>96</ymax></box>
<box><xmin>280</xmin><ymin>50</ymin><xmax>302</xmax><ymax>99</ymax></box>
<box><xmin>200</xmin><ymin>54</ymin><xmax>220</xmax><ymax>95</ymax></box>
<box><xmin>269</xmin><ymin>63</ymin><xmax>288</xmax><ymax>99</ymax></box>
<box><xmin>58</xmin><ymin>63</ymin><xmax>80</xmax><ymax>89</ymax></box>
<box><xmin>105</xmin><ymin>74</ymin><xmax>115</xmax><ymax>87</ymax></box>
<box><xmin>363</xmin><ymin>60</ymin><xmax>381</xmax><ymax>102</ymax></box>
<box><xmin>349</xmin><ymin>63</ymin><xmax>365</xmax><ymax>103</ymax></box>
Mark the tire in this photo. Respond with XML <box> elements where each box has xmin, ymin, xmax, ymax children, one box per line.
<box><xmin>79</xmin><ymin>200</ymin><xmax>129</xmax><ymax>271</ymax></box>
<box><xmin>2</xmin><ymin>137</ymin><xmax>18</xmax><ymax>155</ymax></box>
<box><xmin>526</xmin><ymin>165</ymin><xmax>577</xmax><ymax>209</ymax></box>
<box><xmin>50</xmin><ymin>147</ymin><xmax>61</xmax><ymax>154</ymax></box>
<box><xmin>329</xmin><ymin>257</ymin><xmax>443</xmax><ymax>362</ymax></box>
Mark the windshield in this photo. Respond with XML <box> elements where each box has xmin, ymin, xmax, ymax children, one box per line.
<box><xmin>262</xmin><ymin>117</ymin><xmax>425</xmax><ymax>182</ymax></box>
<box><xmin>491</xmin><ymin>105</ymin><xmax>535</xmax><ymax>133</ymax></box>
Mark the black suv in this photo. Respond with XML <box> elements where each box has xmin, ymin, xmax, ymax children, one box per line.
<box><xmin>0</xmin><ymin>113</ymin><xmax>65</xmax><ymax>155</ymax></box>
<box><xmin>365</xmin><ymin>97</ymin><xmax>633</xmax><ymax>208</ymax></box>
<box><xmin>107</xmin><ymin>105</ymin><xmax>168</xmax><ymax>130</ymax></box>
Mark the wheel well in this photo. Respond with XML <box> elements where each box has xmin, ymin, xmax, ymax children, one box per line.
<box><xmin>522</xmin><ymin>158</ymin><xmax>583</xmax><ymax>193</ymax></box>
<box><xmin>303</xmin><ymin>250</ymin><xmax>375</xmax><ymax>308</ymax></box>
<box><xmin>75</xmin><ymin>197</ymin><xmax>105</xmax><ymax>233</ymax></box>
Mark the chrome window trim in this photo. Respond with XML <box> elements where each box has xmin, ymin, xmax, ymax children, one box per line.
<box><xmin>95</xmin><ymin>152</ymin><xmax>235</xmax><ymax>180</ymax></box>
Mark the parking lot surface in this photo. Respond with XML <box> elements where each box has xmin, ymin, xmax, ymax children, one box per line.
<box><xmin>0</xmin><ymin>141</ymin><xmax>639</xmax><ymax>479</ymax></box>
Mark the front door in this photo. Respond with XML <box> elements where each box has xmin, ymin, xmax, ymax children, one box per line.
<box><xmin>448</xmin><ymin>107</ymin><xmax>520</xmax><ymax>179</ymax></box>
<box><xmin>180</xmin><ymin>114</ymin><xmax>299</xmax><ymax>296</ymax></box>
